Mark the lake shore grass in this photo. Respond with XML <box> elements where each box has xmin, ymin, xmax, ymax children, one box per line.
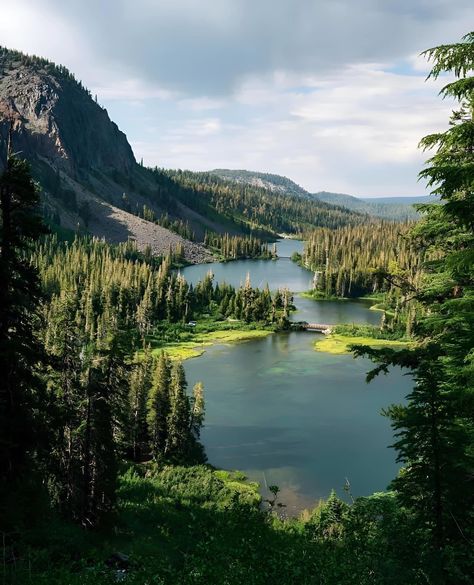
<box><xmin>151</xmin><ymin>328</ymin><xmax>273</xmax><ymax>360</ymax></box>
<box><xmin>12</xmin><ymin>462</ymin><xmax>416</xmax><ymax>584</ymax></box>
<box><xmin>368</xmin><ymin>303</ymin><xmax>395</xmax><ymax>316</ymax></box>
<box><xmin>299</xmin><ymin>290</ymin><xmax>350</xmax><ymax>301</ymax></box>
<box><xmin>314</xmin><ymin>333</ymin><xmax>413</xmax><ymax>355</ymax></box>
<box><xmin>299</xmin><ymin>290</ymin><xmax>392</xmax><ymax>305</ymax></box>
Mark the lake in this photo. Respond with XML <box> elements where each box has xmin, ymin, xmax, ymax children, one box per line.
<box><xmin>181</xmin><ymin>240</ymin><xmax>408</xmax><ymax>514</ymax></box>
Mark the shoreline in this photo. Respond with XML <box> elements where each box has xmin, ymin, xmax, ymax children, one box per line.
<box><xmin>314</xmin><ymin>333</ymin><xmax>413</xmax><ymax>355</ymax></box>
<box><xmin>150</xmin><ymin>328</ymin><xmax>273</xmax><ymax>361</ymax></box>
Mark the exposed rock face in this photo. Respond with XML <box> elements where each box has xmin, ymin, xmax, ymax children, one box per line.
<box><xmin>0</xmin><ymin>48</ymin><xmax>211</xmax><ymax>263</ymax></box>
<box><xmin>0</xmin><ymin>50</ymin><xmax>135</xmax><ymax>177</ymax></box>
<box><xmin>210</xmin><ymin>169</ymin><xmax>311</xmax><ymax>199</ymax></box>
<box><xmin>95</xmin><ymin>203</ymin><xmax>213</xmax><ymax>263</ymax></box>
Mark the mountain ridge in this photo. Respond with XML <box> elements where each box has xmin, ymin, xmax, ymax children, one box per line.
<box><xmin>210</xmin><ymin>168</ymin><xmax>310</xmax><ymax>199</ymax></box>
<box><xmin>313</xmin><ymin>191</ymin><xmax>439</xmax><ymax>220</ymax></box>
<box><xmin>210</xmin><ymin>168</ymin><xmax>436</xmax><ymax>221</ymax></box>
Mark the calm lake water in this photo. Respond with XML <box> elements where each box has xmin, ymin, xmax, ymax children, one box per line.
<box><xmin>181</xmin><ymin>240</ymin><xmax>409</xmax><ymax>514</ymax></box>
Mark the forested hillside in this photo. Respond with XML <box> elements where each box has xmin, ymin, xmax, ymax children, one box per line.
<box><xmin>210</xmin><ymin>168</ymin><xmax>310</xmax><ymax>198</ymax></box>
<box><xmin>158</xmin><ymin>168</ymin><xmax>363</xmax><ymax>234</ymax></box>
<box><xmin>297</xmin><ymin>221</ymin><xmax>427</xmax><ymax>339</ymax></box>
<box><xmin>0</xmin><ymin>152</ymin><xmax>294</xmax><ymax>535</ymax></box>
<box><xmin>211</xmin><ymin>169</ymin><xmax>432</xmax><ymax>221</ymax></box>
<box><xmin>313</xmin><ymin>191</ymin><xmax>437</xmax><ymax>220</ymax></box>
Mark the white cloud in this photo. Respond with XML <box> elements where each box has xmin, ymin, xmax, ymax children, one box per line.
<box><xmin>93</xmin><ymin>78</ymin><xmax>178</xmax><ymax>102</ymax></box>
<box><xmin>178</xmin><ymin>97</ymin><xmax>226</xmax><ymax>112</ymax></box>
<box><xmin>0</xmin><ymin>1</ymin><xmax>92</xmax><ymax>80</ymax></box>
<box><xmin>0</xmin><ymin>0</ymin><xmax>471</xmax><ymax>196</ymax></box>
<box><xmin>287</xmin><ymin>63</ymin><xmax>452</xmax><ymax>165</ymax></box>
<box><xmin>131</xmin><ymin>62</ymin><xmax>453</xmax><ymax>195</ymax></box>
<box><xmin>167</xmin><ymin>118</ymin><xmax>223</xmax><ymax>137</ymax></box>
<box><xmin>4</xmin><ymin>0</ymin><xmax>473</xmax><ymax>96</ymax></box>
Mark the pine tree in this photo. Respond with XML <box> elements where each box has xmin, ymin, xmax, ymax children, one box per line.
<box><xmin>165</xmin><ymin>362</ymin><xmax>191</xmax><ymax>460</ymax></box>
<box><xmin>83</xmin><ymin>362</ymin><xmax>117</xmax><ymax>526</ymax></box>
<box><xmin>136</xmin><ymin>278</ymin><xmax>153</xmax><ymax>335</ymax></box>
<box><xmin>354</xmin><ymin>32</ymin><xmax>474</xmax><ymax>583</ymax></box>
<box><xmin>44</xmin><ymin>292</ymin><xmax>85</xmax><ymax>516</ymax></box>
<box><xmin>45</xmin><ymin>287</ymin><xmax>129</xmax><ymax>525</ymax></box>
<box><xmin>147</xmin><ymin>352</ymin><xmax>171</xmax><ymax>460</ymax></box>
<box><xmin>128</xmin><ymin>347</ymin><xmax>153</xmax><ymax>461</ymax></box>
<box><xmin>190</xmin><ymin>381</ymin><xmax>205</xmax><ymax>439</ymax></box>
<box><xmin>0</xmin><ymin>147</ymin><xmax>48</xmax><ymax>490</ymax></box>
<box><xmin>308</xmin><ymin>490</ymin><xmax>348</xmax><ymax>539</ymax></box>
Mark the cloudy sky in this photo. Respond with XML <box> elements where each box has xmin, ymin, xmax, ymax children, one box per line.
<box><xmin>1</xmin><ymin>0</ymin><xmax>473</xmax><ymax>196</ymax></box>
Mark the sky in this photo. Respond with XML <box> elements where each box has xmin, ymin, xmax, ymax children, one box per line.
<box><xmin>0</xmin><ymin>1</ymin><xmax>473</xmax><ymax>197</ymax></box>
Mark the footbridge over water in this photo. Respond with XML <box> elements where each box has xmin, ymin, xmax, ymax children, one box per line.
<box><xmin>291</xmin><ymin>321</ymin><xmax>333</xmax><ymax>334</ymax></box>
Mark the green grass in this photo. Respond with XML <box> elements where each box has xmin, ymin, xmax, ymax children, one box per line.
<box><xmin>11</xmin><ymin>465</ymin><xmax>424</xmax><ymax>585</ymax></box>
<box><xmin>299</xmin><ymin>292</ymin><xmax>393</xmax><ymax>308</ymax></box>
<box><xmin>300</xmin><ymin>290</ymin><xmax>349</xmax><ymax>301</ymax></box>
<box><xmin>314</xmin><ymin>333</ymin><xmax>413</xmax><ymax>355</ymax></box>
<box><xmin>360</xmin><ymin>292</ymin><xmax>386</xmax><ymax>302</ymax></box>
<box><xmin>368</xmin><ymin>303</ymin><xmax>395</xmax><ymax>317</ymax></box>
<box><xmin>151</xmin><ymin>328</ymin><xmax>272</xmax><ymax>360</ymax></box>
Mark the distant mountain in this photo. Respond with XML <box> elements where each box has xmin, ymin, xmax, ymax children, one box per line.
<box><xmin>164</xmin><ymin>168</ymin><xmax>363</xmax><ymax>234</ymax></box>
<box><xmin>314</xmin><ymin>192</ymin><xmax>439</xmax><ymax>221</ymax></box>
<box><xmin>210</xmin><ymin>169</ymin><xmax>436</xmax><ymax>221</ymax></box>
<box><xmin>210</xmin><ymin>169</ymin><xmax>310</xmax><ymax>199</ymax></box>
<box><xmin>360</xmin><ymin>196</ymin><xmax>438</xmax><ymax>205</ymax></box>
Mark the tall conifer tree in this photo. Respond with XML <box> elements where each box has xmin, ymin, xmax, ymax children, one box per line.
<box><xmin>128</xmin><ymin>347</ymin><xmax>153</xmax><ymax>461</ymax></box>
<box><xmin>190</xmin><ymin>381</ymin><xmax>205</xmax><ymax>439</ymax></box>
<box><xmin>166</xmin><ymin>362</ymin><xmax>191</xmax><ymax>459</ymax></box>
<box><xmin>0</xmin><ymin>143</ymin><xmax>47</xmax><ymax>488</ymax></box>
<box><xmin>354</xmin><ymin>32</ymin><xmax>474</xmax><ymax>583</ymax></box>
<box><xmin>147</xmin><ymin>352</ymin><xmax>172</xmax><ymax>460</ymax></box>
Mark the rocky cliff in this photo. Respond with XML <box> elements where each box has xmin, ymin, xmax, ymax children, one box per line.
<box><xmin>0</xmin><ymin>48</ymin><xmax>136</xmax><ymax>177</ymax></box>
<box><xmin>0</xmin><ymin>47</ymin><xmax>212</xmax><ymax>263</ymax></box>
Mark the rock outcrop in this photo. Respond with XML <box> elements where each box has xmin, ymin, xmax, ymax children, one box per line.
<box><xmin>0</xmin><ymin>49</ymin><xmax>134</xmax><ymax>177</ymax></box>
<box><xmin>0</xmin><ymin>47</ymin><xmax>211</xmax><ymax>263</ymax></box>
